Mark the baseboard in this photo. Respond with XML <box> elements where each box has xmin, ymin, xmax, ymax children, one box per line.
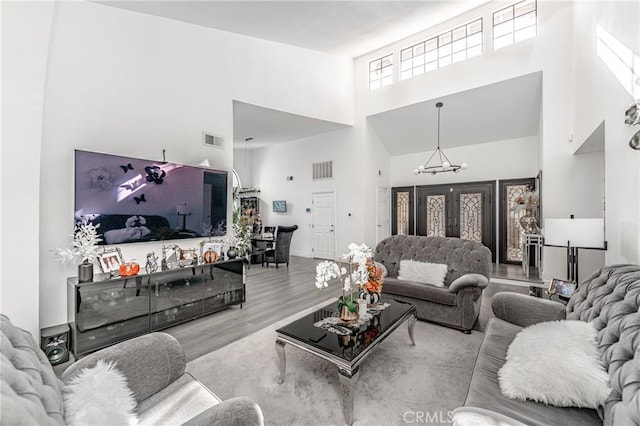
<box><xmin>290</xmin><ymin>250</ymin><xmax>313</xmax><ymax>258</ymax></box>
<box><xmin>490</xmin><ymin>277</ymin><xmax>540</xmax><ymax>288</ymax></box>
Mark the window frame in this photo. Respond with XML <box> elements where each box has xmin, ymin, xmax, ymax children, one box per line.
<box><xmin>492</xmin><ymin>0</ymin><xmax>537</xmax><ymax>50</ymax></box>
<box><xmin>399</xmin><ymin>18</ymin><xmax>483</xmax><ymax>81</ymax></box>
<box><xmin>369</xmin><ymin>53</ymin><xmax>394</xmax><ymax>91</ymax></box>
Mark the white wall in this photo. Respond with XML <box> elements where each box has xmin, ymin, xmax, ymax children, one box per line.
<box><xmin>571</xmin><ymin>0</ymin><xmax>639</xmax><ymax>265</ymax></box>
<box><xmin>250</xmin><ymin>126</ymin><xmax>371</xmax><ymax>258</ymax></box>
<box><xmin>1</xmin><ymin>2</ymin><xmax>55</xmax><ymax>337</ymax></box>
<box><xmin>390</xmin><ymin>136</ymin><xmax>539</xmax><ymax>187</ymax></box>
<box><xmin>233</xmin><ymin>148</ymin><xmax>253</xmax><ymax>188</ymax></box>
<box><xmin>35</xmin><ymin>1</ymin><xmax>353</xmax><ymax>328</ymax></box>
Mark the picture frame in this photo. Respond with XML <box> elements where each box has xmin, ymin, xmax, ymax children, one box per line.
<box><xmin>162</xmin><ymin>244</ymin><xmax>181</xmax><ymax>270</ymax></box>
<box><xmin>180</xmin><ymin>248</ymin><xmax>198</xmax><ymax>266</ymax></box>
<box><xmin>145</xmin><ymin>251</ymin><xmax>159</xmax><ymax>274</ymax></box>
<box><xmin>548</xmin><ymin>278</ymin><xmax>576</xmax><ymax>297</ymax></box>
<box><xmin>273</xmin><ymin>200</ymin><xmax>287</xmax><ymax>213</ymax></box>
<box><xmin>97</xmin><ymin>247</ymin><xmax>124</xmax><ymax>274</ymax></box>
<box><xmin>200</xmin><ymin>241</ymin><xmax>222</xmax><ymax>263</ymax></box>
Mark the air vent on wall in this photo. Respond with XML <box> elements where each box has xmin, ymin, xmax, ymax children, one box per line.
<box><xmin>312</xmin><ymin>161</ymin><xmax>333</xmax><ymax>180</ymax></box>
<box><xmin>202</xmin><ymin>132</ymin><xmax>224</xmax><ymax>149</ymax></box>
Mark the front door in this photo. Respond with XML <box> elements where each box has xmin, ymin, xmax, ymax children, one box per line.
<box><xmin>312</xmin><ymin>192</ymin><xmax>336</xmax><ymax>260</ymax></box>
<box><xmin>416</xmin><ymin>181</ymin><xmax>495</xmax><ymax>261</ymax></box>
<box><xmin>498</xmin><ymin>178</ymin><xmax>536</xmax><ymax>264</ymax></box>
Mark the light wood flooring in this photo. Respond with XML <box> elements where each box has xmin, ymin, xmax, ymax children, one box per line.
<box><xmin>164</xmin><ymin>257</ymin><xmax>340</xmax><ymax>361</ymax></box>
<box><xmin>165</xmin><ymin>257</ymin><xmax>537</xmax><ymax>362</ymax></box>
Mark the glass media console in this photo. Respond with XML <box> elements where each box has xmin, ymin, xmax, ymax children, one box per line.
<box><xmin>67</xmin><ymin>259</ymin><xmax>244</xmax><ymax>357</ymax></box>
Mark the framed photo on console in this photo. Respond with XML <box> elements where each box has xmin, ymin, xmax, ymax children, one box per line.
<box><xmin>97</xmin><ymin>247</ymin><xmax>124</xmax><ymax>274</ymax></box>
<box><xmin>548</xmin><ymin>278</ymin><xmax>576</xmax><ymax>297</ymax></box>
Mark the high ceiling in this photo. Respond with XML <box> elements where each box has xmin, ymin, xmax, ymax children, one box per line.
<box><xmin>233</xmin><ymin>101</ymin><xmax>350</xmax><ymax>150</ymax></box>
<box><xmin>97</xmin><ymin>1</ymin><xmax>543</xmax><ymax>153</ymax></box>
<box><xmin>97</xmin><ymin>1</ymin><xmax>490</xmax><ymax>58</ymax></box>
<box><xmin>368</xmin><ymin>72</ymin><xmax>543</xmax><ymax>155</ymax></box>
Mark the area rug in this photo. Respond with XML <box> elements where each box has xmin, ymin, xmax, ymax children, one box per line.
<box><xmin>187</xmin><ymin>299</ymin><xmax>484</xmax><ymax>425</ymax></box>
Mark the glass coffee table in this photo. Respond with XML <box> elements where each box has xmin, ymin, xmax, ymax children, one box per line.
<box><xmin>275</xmin><ymin>298</ymin><xmax>417</xmax><ymax>425</ymax></box>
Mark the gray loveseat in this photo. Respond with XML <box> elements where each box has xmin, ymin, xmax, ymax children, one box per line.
<box><xmin>454</xmin><ymin>264</ymin><xmax>640</xmax><ymax>426</ymax></box>
<box><xmin>374</xmin><ymin>235</ymin><xmax>492</xmax><ymax>332</ymax></box>
<box><xmin>0</xmin><ymin>315</ymin><xmax>263</xmax><ymax>425</ymax></box>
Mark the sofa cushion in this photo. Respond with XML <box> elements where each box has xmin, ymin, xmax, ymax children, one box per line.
<box><xmin>0</xmin><ymin>315</ymin><xmax>65</xmax><ymax>425</ymax></box>
<box><xmin>383</xmin><ymin>277</ymin><xmax>457</xmax><ymax>306</ymax></box>
<box><xmin>498</xmin><ymin>320</ymin><xmax>610</xmax><ymax>409</ymax></box>
<box><xmin>398</xmin><ymin>260</ymin><xmax>447</xmax><ymax>287</ymax></box>
<box><xmin>137</xmin><ymin>372</ymin><xmax>221</xmax><ymax>425</ymax></box>
<box><xmin>464</xmin><ymin>317</ymin><xmax>602</xmax><ymax>426</ymax></box>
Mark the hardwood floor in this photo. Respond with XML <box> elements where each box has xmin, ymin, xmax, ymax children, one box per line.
<box><xmin>164</xmin><ymin>256</ymin><xmax>341</xmax><ymax>361</ymax></box>
<box><xmin>166</xmin><ymin>257</ymin><xmax>536</xmax><ymax>361</ymax></box>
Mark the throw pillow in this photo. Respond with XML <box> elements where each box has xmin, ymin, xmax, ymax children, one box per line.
<box><xmin>63</xmin><ymin>359</ymin><xmax>139</xmax><ymax>426</ymax></box>
<box><xmin>498</xmin><ymin>320</ymin><xmax>611</xmax><ymax>408</ymax></box>
<box><xmin>397</xmin><ymin>260</ymin><xmax>448</xmax><ymax>287</ymax></box>
<box><xmin>374</xmin><ymin>261</ymin><xmax>389</xmax><ymax>278</ymax></box>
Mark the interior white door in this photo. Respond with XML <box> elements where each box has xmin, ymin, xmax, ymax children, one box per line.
<box><xmin>376</xmin><ymin>186</ymin><xmax>391</xmax><ymax>243</ymax></box>
<box><xmin>312</xmin><ymin>192</ymin><xmax>336</xmax><ymax>260</ymax></box>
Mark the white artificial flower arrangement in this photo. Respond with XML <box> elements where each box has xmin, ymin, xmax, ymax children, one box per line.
<box><xmin>315</xmin><ymin>243</ymin><xmax>373</xmax><ymax>314</ymax></box>
<box><xmin>54</xmin><ymin>219</ymin><xmax>103</xmax><ymax>264</ymax></box>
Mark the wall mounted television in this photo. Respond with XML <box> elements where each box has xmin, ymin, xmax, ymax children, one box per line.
<box><xmin>75</xmin><ymin>150</ymin><xmax>228</xmax><ymax>245</ymax></box>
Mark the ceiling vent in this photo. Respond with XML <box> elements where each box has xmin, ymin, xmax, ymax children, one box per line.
<box><xmin>202</xmin><ymin>132</ymin><xmax>224</xmax><ymax>149</ymax></box>
<box><xmin>312</xmin><ymin>161</ymin><xmax>333</xmax><ymax>180</ymax></box>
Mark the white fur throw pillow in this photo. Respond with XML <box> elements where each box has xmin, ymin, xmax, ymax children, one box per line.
<box><xmin>498</xmin><ymin>320</ymin><xmax>611</xmax><ymax>408</ymax></box>
<box><xmin>64</xmin><ymin>359</ymin><xmax>139</xmax><ymax>426</ymax></box>
<box><xmin>398</xmin><ymin>260</ymin><xmax>448</xmax><ymax>287</ymax></box>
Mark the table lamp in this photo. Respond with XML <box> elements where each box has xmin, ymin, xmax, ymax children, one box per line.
<box><xmin>543</xmin><ymin>217</ymin><xmax>606</xmax><ymax>283</ymax></box>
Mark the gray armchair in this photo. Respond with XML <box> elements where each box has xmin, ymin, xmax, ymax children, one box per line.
<box><xmin>374</xmin><ymin>235</ymin><xmax>491</xmax><ymax>332</ymax></box>
<box><xmin>264</xmin><ymin>225</ymin><xmax>298</xmax><ymax>268</ymax></box>
<box><xmin>0</xmin><ymin>315</ymin><xmax>263</xmax><ymax>425</ymax></box>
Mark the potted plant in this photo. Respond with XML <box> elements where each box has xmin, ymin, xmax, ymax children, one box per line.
<box><xmin>54</xmin><ymin>219</ymin><xmax>103</xmax><ymax>282</ymax></box>
<box><xmin>315</xmin><ymin>243</ymin><xmax>373</xmax><ymax>322</ymax></box>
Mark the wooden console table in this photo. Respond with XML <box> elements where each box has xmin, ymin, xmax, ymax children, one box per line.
<box><xmin>68</xmin><ymin>259</ymin><xmax>244</xmax><ymax>357</ymax></box>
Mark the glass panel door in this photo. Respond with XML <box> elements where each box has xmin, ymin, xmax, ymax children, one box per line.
<box><xmin>458</xmin><ymin>192</ymin><xmax>483</xmax><ymax>242</ymax></box>
<box><xmin>499</xmin><ymin>178</ymin><xmax>536</xmax><ymax>264</ymax></box>
<box><xmin>425</xmin><ymin>194</ymin><xmax>447</xmax><ymax>237</ymax></box>
<box><xmin>392</xmin><ymin>187</ymin><xmax>414</xmax><ymax>235</ymax></box>
<box><xmin>417</xmin><ymin>182</ymin><xmax>495</xmax><ymax>261</ymax></box>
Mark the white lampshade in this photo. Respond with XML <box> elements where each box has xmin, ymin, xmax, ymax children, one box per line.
<box><xmin>544</xmin><ymin>218</ymin><xmax>605</xmax><ymax>248</ymax></box>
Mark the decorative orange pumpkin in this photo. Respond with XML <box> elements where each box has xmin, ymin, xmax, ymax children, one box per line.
<box><xmin>119</xmin><ymin>261</ymin><xmax>140</xmax><ymax>276</ymax></box>
<box><xmin>203</xmin><ymin>249</ymin><xmax>218</xmax><ymax>264</ymax></box>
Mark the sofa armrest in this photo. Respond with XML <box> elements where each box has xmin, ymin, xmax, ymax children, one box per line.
<box><xmin>491</xmin><ymin>292</ymin><xmax>566</xmax><ymax>328</ymax></box>
<box><xmin>182</xmin><ymin>397</ymin><xmax>263</xmax><ymax>426</ymax></box>
<box><xmin>62</xmin><ymin>332</ymin><xmax>185</xmax><ymax>403</ymax></box>
<box><xmin>448</xmin><ymin>273</ymin><xmax>489</xmax><ymax>293</ymax></box>
<box><xmin>452</xmin><ymin>407</ymin><xmax>527</xmax><ymax>426</ymax></box>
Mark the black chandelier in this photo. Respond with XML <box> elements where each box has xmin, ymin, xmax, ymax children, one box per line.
<box><xmin>414</xmin><ymin>102</ymin><xmax>468</xmax><ymax>175</ymax></box>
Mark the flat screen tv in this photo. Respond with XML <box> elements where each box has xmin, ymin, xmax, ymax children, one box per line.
<box><xmin>75</xmin><ymin>150</ymin><xmax>227</xmax><ymax>245</ymax></box>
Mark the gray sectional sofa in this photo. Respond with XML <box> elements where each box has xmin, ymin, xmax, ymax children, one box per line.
<box><xmin>454</xmin><ymin>264</ymin><xmax>640</xmax><ymax>426</ymax></box>
<box><xmin>374</xmin><ymin>235</ymin><xmax>492</xmax><ymax>332</ymax></box>
<box><xmin>0</xmin><ymin>315</ymin><xmax>263</xmax><ymax>425</ymax></box>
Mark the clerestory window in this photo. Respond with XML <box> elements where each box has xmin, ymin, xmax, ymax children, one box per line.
<box><xmin>493</xmin><ymin>0</ymin><xmax>537</xmax><ymax>50</ymax></box>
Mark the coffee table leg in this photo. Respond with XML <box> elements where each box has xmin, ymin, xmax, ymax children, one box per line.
<box><xmin>275</xmin><ymin>339</ymin><xmax>286</xmax><ymax>384</ymax></box>
<box><xmin>338</xmin><ymin>367</ymin><xmax>359</xmax><ymax>426</ymax></box>
<box><xmin>408</xmin><ymin>311</ymin><xmax>417</xmax><ymax>346</ymax></box>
